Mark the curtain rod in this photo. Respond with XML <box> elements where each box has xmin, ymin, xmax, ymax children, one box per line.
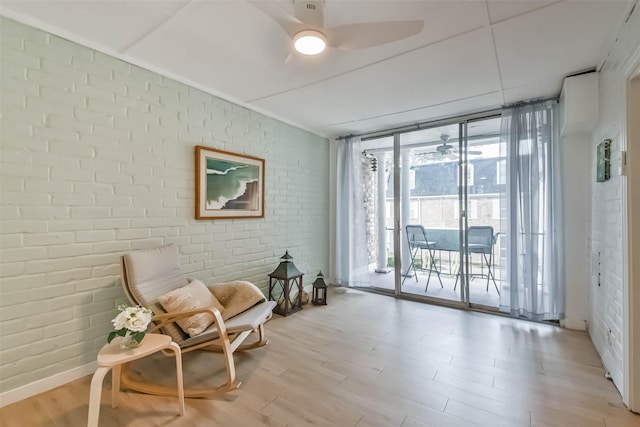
<box><xmin>501</xmin><ymin>96</ymin><xmax>559</xmax><ymax>109</ymax></box>
<box><xmin>335</xmin><ymin>96</ymin><xmax>560</xmax><ymax>142</ymax></box>
<box><xmin>361</xmin><ymin>131</ymin><xmax>502</xmax><ymax>155</ymax></box>
<box><xmin>335</xmin><ymin>108</ymin><xmax>502</xmax><ymax>142</ymax></box>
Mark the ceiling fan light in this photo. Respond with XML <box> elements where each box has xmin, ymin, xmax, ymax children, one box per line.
<box><xmin>293</xmin><ymin>30</ymin><xmax>327</xmax><ymax>55</ymax></box>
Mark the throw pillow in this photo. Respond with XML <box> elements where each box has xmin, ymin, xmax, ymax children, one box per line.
<box><xmin>158</xmin><ymin>280</ymin><xmax>225</xmax><ymax>336</ymax></box>
<box><xmin>186</xmin><ymin>279</ymin><xmax>226</xmax><ymax>317</ymax></box>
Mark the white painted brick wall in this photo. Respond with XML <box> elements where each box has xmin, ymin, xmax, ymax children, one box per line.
<box><xmin>0</xmin><ymin>17</ymin><xmax>329</xmax><ymax>396</ymax></box>
<box><xmin>589</xmin><ymin>4</ymin><xmax>640</xmax><ymax>392</ymax></box>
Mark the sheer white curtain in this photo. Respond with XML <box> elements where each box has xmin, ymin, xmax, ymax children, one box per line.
<box><xmin>335</xmin><ymin>136</ymin><xmax>370</xmax><ymax>287</ymax></box>
<box><xmin>500</xmin><ymin>100</ymin><xmax>564</xmax><ymax>320</ymax></box>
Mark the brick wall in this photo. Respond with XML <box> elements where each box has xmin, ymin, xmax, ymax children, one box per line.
<box><xmin>0</xmin><ymin>17</ymin><xmax>329</xmax><ymax>396</ymax></box>
<box><xmin>589</xmin><ymin>4</ymin><xmax>640</xmax><ymax>391</ymax></box>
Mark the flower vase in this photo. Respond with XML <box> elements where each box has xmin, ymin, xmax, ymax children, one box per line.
<box><xmin>119</xmin><ymin>332</ymin><xmax>144</xmax><ymax>350</ymax></box>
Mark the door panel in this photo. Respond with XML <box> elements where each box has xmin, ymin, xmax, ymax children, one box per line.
<box><xmin>465</xmin><ymin>117</ymin><xmax>504</xmax><ymax>309</ymax></box>
<box><xmin>398</xmin><ymin>124</ymin><xmax>465</xmax><ymax>305</ymax></box>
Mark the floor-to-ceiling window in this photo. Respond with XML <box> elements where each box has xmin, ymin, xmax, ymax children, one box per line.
<box><xmin>337</xmin><ymin>105</ymin><xmax>562</xmax><ymax>321</ymax></box>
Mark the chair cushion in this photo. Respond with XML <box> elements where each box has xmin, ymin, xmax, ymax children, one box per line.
<box><xmin>180</xmin><ymin>300</ymin><xmax>276</xmax><ymax>349</ymax></box>
<box><xmin>158</xmin><ymin>280</ymin><xmax>225</xmax><ymax>337</ymax></box>
<box><xmin>122</xmin><ymin>244</ymin><xmax>189</xmax><ymax>307</ymax></box>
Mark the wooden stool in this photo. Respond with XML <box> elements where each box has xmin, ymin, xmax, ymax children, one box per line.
<box><xmin>87</xmin><ymin>333</ymin><xmax>184</xmax><ymax>427</ymax></box>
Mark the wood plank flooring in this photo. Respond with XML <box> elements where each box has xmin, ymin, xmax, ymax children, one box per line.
<box><xmin>1</xmin><ymin>287</ymin><xmax>638</xmax><ymax>426</ymax></box>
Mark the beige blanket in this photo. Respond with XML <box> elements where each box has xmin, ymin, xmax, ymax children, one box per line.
<box><xmin>208</xmin><ymin>280</ymin><xmax>265</xmax><ymax>320</ymax></box>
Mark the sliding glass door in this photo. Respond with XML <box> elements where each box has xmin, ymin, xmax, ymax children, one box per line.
<box><xmin>463</xmin><ymin>117</ymin><xmax>505</xmax><ymax>308</ymax></box>
<box><xmin>342</xmin><ymin>105</ymin><xmax>563</xmax><ymax>319</ymax></box>
<box><xmin>355</xmin><ymin>115</ymin><xmax>505</xmax><ymax>311</ymax></box>
<box><xmin>396</xmin><ymin>124</ymin><xmax>466</xmax><ymax>305</ymax></box>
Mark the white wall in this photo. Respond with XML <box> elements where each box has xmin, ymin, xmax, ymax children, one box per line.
<box><xmin>560</xmin><ymin>133</ymin><xmax>591</xmax><ymax>330</ymax></box>
<box><xmin>0</xmin><ymin>17</ymin><xmax>329</xmax><ymax>402</ymax></box>
<box><xmin>558</xmin><ymin>71</ymin><xmax>598</xmax><ymax>331</ymax></box>
<box><xmin>589</xmin><ymin>4</ymin><xmax>640</xmax><ymax>395</ymax></box>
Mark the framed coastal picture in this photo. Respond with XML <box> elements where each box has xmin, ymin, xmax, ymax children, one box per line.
<box><xmin>195</xmin><ymin>146</ymin><xmax>265</xmax><ymax>219</ymax></box>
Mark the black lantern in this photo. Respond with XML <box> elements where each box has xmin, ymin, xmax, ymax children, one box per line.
<box><xmin>268</xmin><ymin>251</ymin><xmax>304</xmax><ymax>316</ymax></box>
<box><xmin>311</xmin><ymin>271</ymin><xmax>327</xmax><ymax>306</ymax></box>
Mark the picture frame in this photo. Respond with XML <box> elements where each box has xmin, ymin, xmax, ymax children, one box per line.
<box><xmin>596</xmin><ymin>139</ymin><xmax>611</xmax><ymax>182</ymax></box>
<box><xmin>195</xmin><ymin>146</ymin><xmax>265</xmax><ymax>219</ymax></box>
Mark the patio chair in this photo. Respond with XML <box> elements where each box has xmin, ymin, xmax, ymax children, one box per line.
<box><xmin>454</xmin><ymin>226</ymin><xmax>500</xmax><ymax>295</ymax></box>
<box><xmin>402</xmin><ymin>225</ymin><xmax>443</xmax><ymax>291</ymax></box>
<box><xmin>454</xmin><ymin>226</ymin><xmax>499</xmax><ymax>295</ymax></box>
<box><xmin>120</xmin><ymin>244</ymin><xmax>276</xmax><ymax>397</ymax></box>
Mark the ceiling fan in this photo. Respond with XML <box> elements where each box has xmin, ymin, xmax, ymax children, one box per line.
<box><xmin>250</xmin><ymin>0</ymin><xmax>424</xmax><ymax>56</ymax></box>
<box><xmin>422</xmin><ymin>135</ymin><xmax>483</xmax><ymax>161</ymax></box>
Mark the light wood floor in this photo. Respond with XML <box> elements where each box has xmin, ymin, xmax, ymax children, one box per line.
<box><xmin>1</xmin><ymin>287</ymin><xmax>638</xmax><ymax>426</ymax></box>
<box><xmin>368</xmin><ymin>269</ymin><xmax>501</xmax><ymax>308</ymax></box>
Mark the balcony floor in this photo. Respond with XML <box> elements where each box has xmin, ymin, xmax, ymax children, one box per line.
<box><xmin>367</xmin><ymin>268</ymin><xmax>501</xmax><ymax>308</ymax></box>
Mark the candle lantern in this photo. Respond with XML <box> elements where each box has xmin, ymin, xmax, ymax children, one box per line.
<box><xmin>311</xmin><ymin>271</ymin><xmax>327</xmax><ymax>306</ymax></box>
<box><xmin>268</xmin><ymin>251</ymin><xmax>304</xmax><ymax>316</ymax></box>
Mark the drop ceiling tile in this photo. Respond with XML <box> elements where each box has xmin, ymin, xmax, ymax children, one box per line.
<box><xmin>252</xmin><ymin>86</ymin><xmax>357</xmax><ymax>135</ymax></box>
<box><xmin>1</xmin><ymin>0</ymin><xmax>188</xmax><ymax>52</ymax></box>
<box><xmin>294</xmin><ymin>28</ymin><xmax>500</xmax><ymax>123</ymax></box>
<box><xmin>321</xmin><ymin>92</ymin><xmax>503</xmax><ymax>137</ymax></box>
<box><xmin>126</xmin><ymin>1</ymin><xmax>296</xmax><ymax>102</ymax></box>
<box><xmin>325</xmin><ymin>0</ymin><xmax>485</xmax><ymax>29</ymax></box>
<box><xmin>502</xmin><ymin>77</ymin><xmax>562</xmax><ymax>105</ymax></box>
<box><xmin>487</xmin><ymin>0</ymin><xmax>559</xmax><ymax>24</ymax></box>
<box><xmin>493</xmin><ymin>1</ymin><xmax>630</xmax><ymax>90</ymax></box>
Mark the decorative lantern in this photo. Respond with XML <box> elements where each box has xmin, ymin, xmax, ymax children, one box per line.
<box><xmin>268</xmin><ymin>251</ymin><xmax>304</xmax><ymax>316</ymax></box>
<box><xmin>311</xmin><ymin>271</ymin><xmax>327</xmax><ymax>306</ymax></box>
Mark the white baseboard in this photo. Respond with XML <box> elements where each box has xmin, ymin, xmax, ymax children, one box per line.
<box><xmin>0</xmin><ymin>361</ymin><xmax>97</xmax><ymax>408</ymax></box>
<box><xmin>563</xmin><ymin>317</ymin><xmax>588</xmax><ymax>331</ymax></box>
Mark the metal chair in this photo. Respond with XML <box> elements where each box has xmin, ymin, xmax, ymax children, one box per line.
<box><xmin>402</xmin><ymin>225</ymin><xmax>443</xmax><ymax>291</ymax></box>
<box><xmin>467</xmin><ymin>226</ymin><xmax>499</xmax><ymax>294</ymax></box>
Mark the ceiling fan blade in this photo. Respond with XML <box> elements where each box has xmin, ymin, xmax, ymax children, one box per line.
<box><xmin>249</xmin><ymin>0</ymin><xmax>304</xmax><ymax>37</ymax></box>
<box><xmin>327</xmin><ymin>20</ymin><xmax>424</xmax><ymax>50</ymax></box>
<box><xmin>451</xmin><ymin>147</ymin><xmax>483</xmax><ymax>156</ymax></box>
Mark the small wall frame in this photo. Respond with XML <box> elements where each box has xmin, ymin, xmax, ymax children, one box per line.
<box><xmin>195</xmin><ymin>146</ymin><xmax>265</xmax><ymax>219</ymax></box>
<box><xmin>596</xmin><ymin>139</ymin><xmax>611</xmax><ymax>182</ymax></box>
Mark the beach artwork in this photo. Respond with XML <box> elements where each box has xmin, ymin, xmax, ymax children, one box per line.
<box><xmin>195</xmin><ymin>146</ymin><xmax>265</xmax><ymax>219</ymax></box>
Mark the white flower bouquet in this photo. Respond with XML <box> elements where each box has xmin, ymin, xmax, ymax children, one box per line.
<box><xmin>107</xmin><ymin>304</ymin><xmax>153</xmax><ymax>347</ymax></box>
